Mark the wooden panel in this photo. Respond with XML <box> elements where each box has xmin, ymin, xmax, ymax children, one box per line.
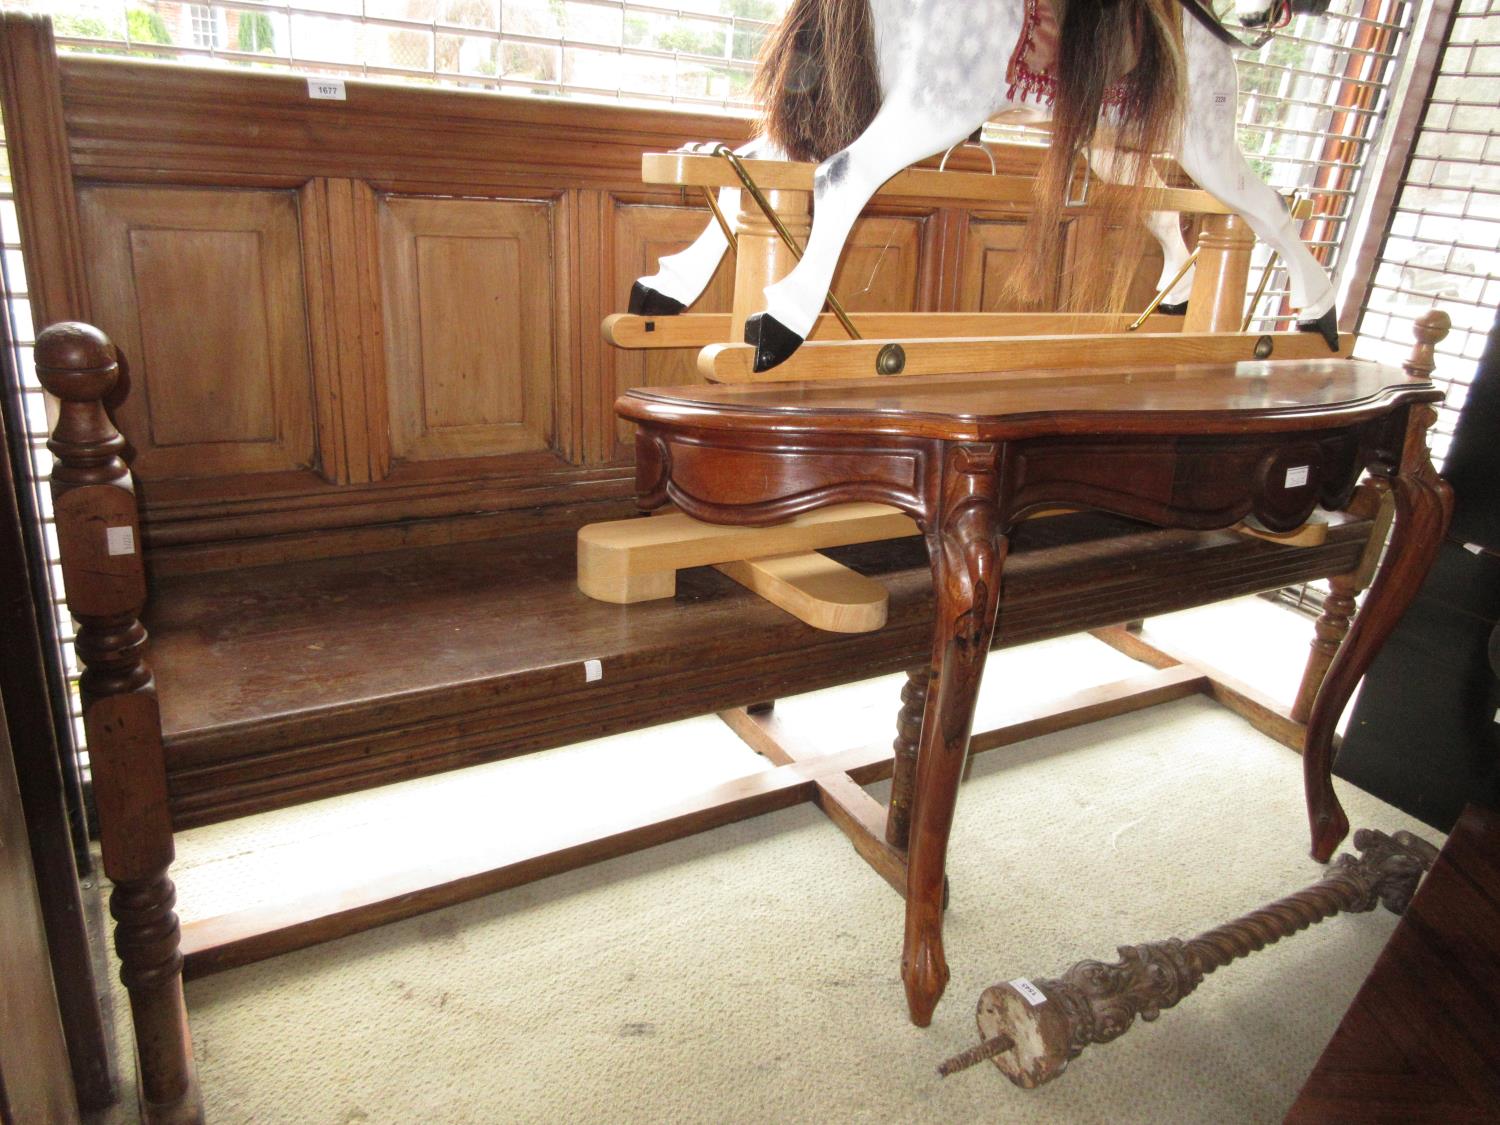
<box><xmin>608</xmin><ymin>200</ymin><xmax>734</xmax><ymax>458</ymax></box>
<box><xmin>830</xmin><ymin>214</ymin><xmax>926</xmax><ymax>313</ymax></box>
<box><xmin>76</xmin><ymin>186</ymin><xmax>317</xmax><ymax>481</ymax></box>
<box><xmin>1286</xmin><ymin>803</ymin><xmax>1500</xmax><ymax>1122</ymax></box>
<box><xmin>380</xmin><ymin>195</ymin><xmax>565</xmax><ymax>465</ymax></box>
<box><xmin>960</xmin><ymin>217</ymin><xmax>1047</xmax><ymax>311</ymax></box>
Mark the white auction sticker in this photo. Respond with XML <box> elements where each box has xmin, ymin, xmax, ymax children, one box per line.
<box><xmin>105</xmin><ymin>525</ymin><xmax>136</xmax><ymax>557</ymax></box>
<box><xmin>308</xmin><ymin>78</ymin><xmax>347</xmax><ymax>101</ymax></box>
<box><xmin>1284</xmin><ymin>465</ymin><xmax>1310</xmax><ymax>489</ymax></box>
<box><xmin>584</xmin><ymin>658</ymin><xmax>603</xmax><ymax>683</ymax></box>
<box><xmin>1009</xmin><ymin>978</ymin><xmax>1047</xmax><ymax>1006</ymax></box>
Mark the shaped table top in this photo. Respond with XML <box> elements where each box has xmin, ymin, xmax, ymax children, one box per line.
<box><xmin>617</xmin><ymin>359</ymin><xmax>1443</xmax><ymax>442</ymax></box>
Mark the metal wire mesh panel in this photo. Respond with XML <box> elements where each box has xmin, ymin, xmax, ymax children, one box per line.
<box><xmin>1354</xmin><ymin>0</ymin><xmax>1499</xmax><ymax>468</ymax></box>
<box><xmin>1236</xmin><ymin>0</ymin><xmax>1413</xmax><ymax>332</ymax></box>
<box><xmin>14</xmin><ymin>0</ymin><xmax>782</xmax><ymax>109</ymax></box>
<box><xmin>0</xmin><ymin>109</ymin><xmax>88</xmax><ymax>779</ymax></box>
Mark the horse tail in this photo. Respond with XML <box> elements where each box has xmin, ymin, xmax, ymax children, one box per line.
<box><xmin>1016</xmin><ymin>0</ymin><xmax>1187</xmax><ymax>311</ymax></box>
<box><xmin>753</xmin><ymin>0</ymin><xmax>880</xmax><ymax>164</ymax></box>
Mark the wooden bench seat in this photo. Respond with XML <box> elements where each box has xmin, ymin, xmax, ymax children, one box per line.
<box><xmin>147</xmin><ymin>507</ymin><xmax>1374</xmax><ymax>829</ymax></box>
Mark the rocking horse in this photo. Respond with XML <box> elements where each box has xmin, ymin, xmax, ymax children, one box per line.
<box><xmin>628</xmin><ymin>0</ymin><xmax>1340</xmax><ymax>372</ymax></box>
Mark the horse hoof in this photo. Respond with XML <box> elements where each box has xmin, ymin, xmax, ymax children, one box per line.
<box><xmin>628</xmin><ymin>282</ymin><xmax>686</xmax><ymax>317</ymax></box>
<box><xmin>1157</xmin><ymin>301</ymin><xmax>1188</xmax><ymax>316</ymax></box>
<box><xmin>745</xmin><ymin>312</ymin><xmax>804</xmax><ymax>372</ymax></box>
<box><xmin>1297</xmin><ymin>306</ymin><xmax>1340</xmax><ymax>352</ymax></box>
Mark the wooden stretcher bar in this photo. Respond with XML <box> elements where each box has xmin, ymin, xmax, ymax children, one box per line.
<box><xmin>601</xmin><ymin>311</ymin><xmax>1188</xmax><ymax>351</ymax></box>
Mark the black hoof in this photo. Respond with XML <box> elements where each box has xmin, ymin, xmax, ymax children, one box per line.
<box><xmin>628</xmin><ymin>281</ymin><xmax>686</xmax><ymax>317</ymax></box>
<box><xmin>744</xmin><ymin>312</ymin><xmax>804</xmax><ymax>372</ymax></box>
<box><xmin>1298</xmin><ymin>306</ymin><xmax>1340</xmax><ymax>352</ymax></box>
<box><xmin>1157</xmin><ymin>300</ymin><xmax>1188</xmax><ymax>316</ymax></box>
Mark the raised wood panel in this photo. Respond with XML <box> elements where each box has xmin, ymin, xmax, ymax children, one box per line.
<box><xmin>959</xmin><ymin>216</ymin><xmax>1048</xmax><ymax>311</ymax></box>
<box><xmin>609</xmin><ymin>201</ymin><xmax>734</xmax><ymax>458</ymax></box>
<box><xmin>380</xmin><ymin>195</ymin><xmax>565</xmax><ymax>465</ymax></box>
<box><xmin>964</xmin><ymin>215</ymin><xmax>1166</xmax><ymax>313</ymax></box>
<box><xmin>76</xmin><ymin>186</ymin><xmax>317</xmax><ymax>481</ymax></box>
<box><xmin>830</xmin><ymin>214</ymin><xmax>926</xmax><ymax>313</ymax></box>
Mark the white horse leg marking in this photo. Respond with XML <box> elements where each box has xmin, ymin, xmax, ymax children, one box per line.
<box><xmin>753</xmin><ymin>106</ymin><xmax>982</xmax><ymax>345</ymax></box>
<box><xmin>747</xmin><ymin>0</ymin><xmax>1021</xmax><ymax>369</ymax></box>
<box><xmin>630</xmin><ymin>137</ymin><xmax>775</xmax><ymax>315</ymax></box>
<box><xmin>1177</xmin><ymin>21</ymin><xmax>1336</xmax><ymax>326</ymax></box>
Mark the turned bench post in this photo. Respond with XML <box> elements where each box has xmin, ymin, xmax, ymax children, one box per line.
<box><xmin>730</xmin><ymin>188</ymin><xmax>811</xmax><ymax>344</ymax></box>
<box><xmin>37</xmin><ymin>323</ymin><xmax>202</xmax><ymax>1125</ymax></box>
<box><xmin>1182</xmin><ymin>212</ymin><xmax>1255</xmax><ymax>334</ymax></box>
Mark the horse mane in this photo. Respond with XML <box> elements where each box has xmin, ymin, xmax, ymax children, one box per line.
<box><xmin>754</xmin><ymin>0</ymin><xmax>880</xmax><ymax>164</ymax></box>
<box><xmin>1015</xmin><ymin>0</ymin><xmax>1187</xmax><ymax>312</ymax></box>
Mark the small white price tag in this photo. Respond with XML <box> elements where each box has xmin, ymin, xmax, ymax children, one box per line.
<box><xmin>584</xmin><ymin>658</ymin><xmax>603</xmax><ymax>683</ymax></box>
<box><xmin>1009</xmin><ymin>978</ymin><xmax>1046</xmax><ymax>1007</ymax></box>
<box><xmin>307</xmin><ymin>78</ymin><xmax>347</xmax><ymax>101</ymax></box>
<box><xmin>1284</xmin><ymin>465</ymin><xmax>1310</xmax><ymax>489</ymax></box>
<box><xmin>105</xmin><ymin>525</ymin><xmax>135</xmax><ymax>557</ymax></box>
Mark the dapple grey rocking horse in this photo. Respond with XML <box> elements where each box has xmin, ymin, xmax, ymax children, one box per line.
<box><xmin>629</xmin><ymin>0</ymin><xmax>1339</xmax><ymax>372</ymax></box>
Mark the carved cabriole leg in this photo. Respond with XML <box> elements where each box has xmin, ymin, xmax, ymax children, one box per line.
<box><xmin>902</xmin><ymin>443</ymin><xmax>1008</xmax><ymax>1027</ymax></box>
<box><xmin>1302</xmin><ymin>403</ymin><xmax>1453</xmax><ymax>862</ymax></box>
<box><xmin>885</xmin><ymin>666</ymin><xmax>930</xmax><ymax>849</ymax></box>
<box><xmin>37</xmin><ymin>324</ymin><xmax>203</xmax><ymax>1125</ymax></box>
<box><xmin>940</xmin><ymin>828</ymin><xmax>1438</xmax><ymax>1088</ymax></box>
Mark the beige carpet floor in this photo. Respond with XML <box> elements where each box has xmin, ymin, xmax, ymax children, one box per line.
<box><xmin>98</xmin><ymin>616</ymin><xmax>1439</xmax><ymax>1123</ymax></box>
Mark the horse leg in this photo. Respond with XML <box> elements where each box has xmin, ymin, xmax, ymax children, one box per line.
<box><xmin>1086</xmin><ymin>149</ymin><xmax>1196</xmax><ymax>313</ymax></box>
<box><xmin>629</xmin><ymin>138</ymin><xmax>773</xmax><ymax>316</ymax></box>
<box><xmin>745</xmin><ymin>105</ymin><xmax>983</xmax><ymax>371</ymax></box>
<box><xmin>1177</xmin><ymin>25</ymin><xmax>1339</xmax><ymax>347</ymax></box>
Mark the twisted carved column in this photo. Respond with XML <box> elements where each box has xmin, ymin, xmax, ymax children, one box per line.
<box><xmin>939</xmin><ymin>827</ymin><xmax>1438</xmax><ymax>1089</ymax></box>
<box><xmin>37</xmin><ymin>323</ymin><xmax>203</xmax><ymax>1125</ymax></box>
<box><xmin>885</xmin><ymin>666</ymin><xmax>930</xmax><ymax>849</ymax></box>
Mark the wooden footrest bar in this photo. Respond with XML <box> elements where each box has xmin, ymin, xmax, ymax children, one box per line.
<box><xmin>700</xmin><ymin>330</ymin><xmax>1351</xmax><ymax>384</ymax></box>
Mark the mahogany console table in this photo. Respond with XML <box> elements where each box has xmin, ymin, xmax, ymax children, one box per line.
<box><xmin>617</xmin><ymin>357</ymin><xmax>1450</xmax><ymax>1026</ymax></box>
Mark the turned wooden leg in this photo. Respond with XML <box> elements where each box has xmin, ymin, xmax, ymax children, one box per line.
<box><xmin>1302</xmin><ymin>406</ymin><xmax>1452</xmax><ymax>862</ymax></box>
<box><xmin>39</xmin><ymin>325</ymin><xmax>202</xmax><ymax>1124</ymax></box>
<box><xmin>1289</xmin><ymin>571</ymin><xmax>1362</xmax><ymax>725</ymax></box>
<box><xmin>886</xmin><ymin>667</ymin><xmax>930</xmax><ymax>849</ymax></box>
<box><xmin>903</xmin><ymin>444</ymin><xmax>1007</xmax><ymax>1026</ymax></box>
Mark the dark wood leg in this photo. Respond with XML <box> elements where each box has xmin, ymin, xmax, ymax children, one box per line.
<box><xmin>1302</xmin><ymin>408</ymin><xmax>1453</xmax><ymax>862</ymax></box>
<box><xmin>885</xmin><ymin>667</ymin><xmax>930</xmax><ymax>849</ymax></box>
<box><xmin>39</xmin><ymin>327</ymin><xmax>202</xmax><ymax>1124</ymax></box>
<box><xmin>902</xmin><ymin>444</ymin><xmax>1007</xmax><ymax>1026</ymax></box>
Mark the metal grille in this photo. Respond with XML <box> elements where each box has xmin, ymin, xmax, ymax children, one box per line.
<box><xmin>12</xmin><ymin>0</ymin><xmax>784</xmax><ymax>110</ymax></box>
<box><xmin>1234</xmin><ymin>0</ymin><xmax>1415</xmax><ymax>332</ymax></box>
<box><xmin>0</xmin><ymin>110</ymin><xmax>89</xmax><ymax>782</ymax></box>
<box><xmin>1354</xmin><ymin>0</ymin><xmax>1499</xmax><ymax>468</ymax></box>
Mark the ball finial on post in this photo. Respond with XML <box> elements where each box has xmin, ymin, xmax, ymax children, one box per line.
<box><xmin>35</xmin><ymin>322</ymin><xmax>126</xmax><ymax>487</ymax></box>
<box><xmin>1404</xmin><ymin>309</ymin><xmax>1451</xmax><ymax>381</ymax></box>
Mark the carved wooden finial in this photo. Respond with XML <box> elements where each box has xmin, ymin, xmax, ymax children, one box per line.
<box><xmin>35</xmin><ymin>321</ymin><xmax>126</xmax><ymax>488</ymax></box>
<box><xmin>35</xmin><ymin>320</ymin><xmax>118</xmax><ymax>399</ymax></box>
<box><xmin>1404</xmin><ymin>309</ymin><xmax>1451</xmax><ymax>381</ymax></box>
